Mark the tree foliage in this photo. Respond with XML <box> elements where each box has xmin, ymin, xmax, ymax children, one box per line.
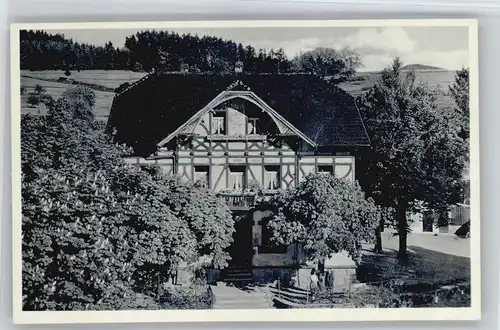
<box><xmin>26</xmin><ymin>84</ymin><xmax>52</xmax><ymax>108</ymax></box>
<box><xmin>22</xmin><ymin>166</ymin><xmax>138</xmax><ymax>310</ymax></box>
<box><xmin>267</xmin><ymin>173</ymin><xmax>380</xmax><ymax>263</ymax></box>
<box><xmin>449</xmin><ymin>67</ymin><xmax>469</xmax><ymax>142</ymax></box>
<box><xmin>291</xmin><ymin>47</ymin><xmax>362</xmax><ymax>82</ymax></box>
<box><xmin>20</xmin><ymin>29</ymin><xmax>289</xmax><ymax>74</ymax></box>
<box><xmin>20</xmin><ymin>30</ymin><xmax>362</xmax><ymax>79</ymax></box>
<box><xmin>356</xmin><ymin>58</ymin><xmax>467</xmax><ymax>262</ymax></box>
<box><xmin>21</xmin><ymin>85</ymin><xmax>234</xmax><ymax>310</ymax></box>
<box><xmin>161</xmin><ymin>177</ymin><xmax>235</xmax><ymax>269</ymax></box>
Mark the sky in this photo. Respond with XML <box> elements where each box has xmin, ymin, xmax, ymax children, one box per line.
<box><xmin>47</xmin><ymin>26</ymin><xmax>470</xmax><ymax>72</ymax></box>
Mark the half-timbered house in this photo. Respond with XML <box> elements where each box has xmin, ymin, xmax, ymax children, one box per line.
<box><xmin>106</xmin><ymin>70</ymin><xmax>371</xmax><ymax>287</ymax></box>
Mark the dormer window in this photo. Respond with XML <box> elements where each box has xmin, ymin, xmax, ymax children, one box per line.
<box><xmin>248</xmin><ymin>118</ymin><xmax>259</xmax><ymax>135</ymax></box>
<box><xmin>212</xmin><ymin>112</ymin><xmax>226</xmax><ymax>135</ymax></box>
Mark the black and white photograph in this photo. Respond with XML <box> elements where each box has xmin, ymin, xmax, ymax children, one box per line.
<box><xmin>11</xmin><ymin>19</ymin><xmax>479</xmax><ymax>323</ymax></box>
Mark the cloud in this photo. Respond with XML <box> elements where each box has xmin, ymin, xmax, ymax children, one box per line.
<box><xmin>244</xmin><ymin>27</ymin><xmax>420</xmax><ymax>68</ymax></box>
<box><xmin>332</xmin><ymin>27</ymin><xmax>417</xmax><ymax>55</ymax></box>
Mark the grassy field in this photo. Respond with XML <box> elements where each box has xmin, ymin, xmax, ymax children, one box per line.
<box><xmin>338</xmin><ymin>70</ymin><xmax>456</xmax><ymax>109</ymax></box>
<box><xmin>20</xmin><ymin>69</ymin><xmax>457</xmax><ymax>123</ymax></box>
<box><xmin>359</xmin><ymin>233</ymin><xmax>470</xmax><ymax>286</ymax></box>
<box><xmin>20</xmin><ymin>76</ymin><xmax>116</xmax><ymax>122</ymax></box>
<box><xmin>21</xmin><ymin>70</ymin><xmax>147</xmax><ymax>90</ymax></box>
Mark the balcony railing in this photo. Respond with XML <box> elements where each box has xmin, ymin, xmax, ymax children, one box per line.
<box><xmin>216</xmin><ymin>190</ymin><xmax>279</xmax><ymax>210</ymax></box>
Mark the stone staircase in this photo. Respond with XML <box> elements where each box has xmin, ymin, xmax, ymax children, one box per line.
<box><xmin>223</xmin><ymin>268</ymin><xmax>253</xmax><ymax>285</ymax></box>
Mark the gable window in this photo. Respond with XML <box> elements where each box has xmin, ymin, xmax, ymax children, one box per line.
<box><xmin>264</xmin><ymin>166</ymin><xmax>280</xmax><ymax>190</ymax></box>
<box><xmin>318</xmin><ymin>165</ymin><xmax>334</xmax><ymax>175</ymax></box>
<box><xmin>212</xmin><ymin>112</ymin><xmax>226</xmax><ymax>135</ymax></box>
<box><xmin>247</xmin><ymin>118</ymin><xmax>259</xmax><ymax>135</ymax></box>
<box><xmin>229</xmin><ymin>166</ymin><xmax>246</xmax><ymax>190</ymax></box>
<box><xmin>194</xmin><ymin>166</ymin><xmax>210</xmax><ymax>187</ymax></box>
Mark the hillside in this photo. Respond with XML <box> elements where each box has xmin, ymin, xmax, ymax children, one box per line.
<box><xmin>337</xmin><ymin>70</ymin><xmax>455</xmax><ymax>108</ymax></box>
<box><xmin>401</xmin><ymin>64</ymin><xmax>445</xmax><ymax>71</ymax></box>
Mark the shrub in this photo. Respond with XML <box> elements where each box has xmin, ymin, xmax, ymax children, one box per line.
<box><xmin>26</xmin><ymin>93</ymin><xmax>40</xmax><ymax>106</ymax></box>
<box><xmin>314</xmin><ymin>285</ymin><xmax>408</xmax><ymax>308</ymax></box>
<box><xmin>160</xmin><ymin>285</ymin><xmax>215</xmax><ymax>309</ymax></box>
<box><xmin>21</xmin><ymin>83</ymin><xmax>233</xmax><ymax>311</ymax></box>
<box><xmin>34</xmin><ymin>84</ymin><xmax>46</xmax><ymax>94</ymax></box>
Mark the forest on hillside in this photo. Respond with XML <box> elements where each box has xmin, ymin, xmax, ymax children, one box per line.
<box><xmin>20</xmin><ymin>30</ymin><xmax>361</xmax><ymax>82</ymax></box>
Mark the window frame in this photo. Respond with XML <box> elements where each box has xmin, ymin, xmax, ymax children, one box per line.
<box><xmin>317</xmin><ymin>165</ymin><xmax>334</xmax><ymax>175</ymax></box>
<box><xmin>212</xmin><ymin>111</ymin><xmax>227</xmax><ymax>135</ymax></box>
<box><xmin>264</xmin><ymin>165</ymin><xmax>281</xmax><ymax>190</ymax></box>
<box><xmin>228</xmin><ymin>165</ymin><xmax>247</xmax><ymax>190</ymax></box>
<box><xmin>194</xmin><ymin>165</ymin><xmax>210</xmax><ymax>188</ymax></box>
<box><xmin>247</xmin><ymin>117</ymin><xmax>259</xmax><ymax>135</ymax></box>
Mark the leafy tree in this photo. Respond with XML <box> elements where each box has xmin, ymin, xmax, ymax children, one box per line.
<box><xmin>20</xmin><ymin>29</ymin><xmax>291</xmax><ymax>74</ymax></box>
<box><xmin>162</xmin><ymin>177</ymin><xmax>235</xmax><ymax>269</ymax></box>
<box><xmin>22</xmin><ymin>165</ymin><xmax>138</xmax><ymax>310</ymax></box>
<box><xmin>291</xmin><ymin>47</ymin><xmax>362</xmax><ymax>82</ymax></box>
<box><xmin>22</xmin><ymin>86</ymin><xmax>125</xmax><ymax>178</ymax></box>
<box><xmin>26</xmin><ymin>93</ymin><xmax>40</xmax><ymax>107</ymax></box>
<box><xmin>22</xmin><ymin>84</ymin><xmax>235</xmax><ymax>309</ymax></box>
<box><xmin>26</xmin><ymin>85</ymin><xmax>53</xmax><ymax>108</ymax></box>
<box><xmin>449</xmin><ymin>67</ymin><xmax>469</xmax><ymax>142</ymax></box>
<box><xmin>34</xmin><ymin>84</ymin><xmax>46</xmax><ymax>94</ymax></box>
<box><xmin>111</xmin><ymin>167</ymin><xmax>199</xmax><ymax>295</ymax></box>
<box><xmin>21</xmin><ymin>85</ymin><xmax>139</xmax><ymax>310</ymax></box>
<box><xmin>356</xmin><ymin>58</ymin><xmax>467</xmax><ymax>262</ymax></box>
<box><xmin>267</xmin><ymin>173</ymin><xmax>380</xmax><ymax>264</ymax></box>
<box><xmin>372</xmin><ymin>206</ymin><xmax>396</xmax><ymax>253</ymax></box>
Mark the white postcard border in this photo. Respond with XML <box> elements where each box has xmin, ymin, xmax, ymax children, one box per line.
<box><xmin>10</xmin><ymin>18</ymin><xmax>481</xmax><ymax>324</ymax></box>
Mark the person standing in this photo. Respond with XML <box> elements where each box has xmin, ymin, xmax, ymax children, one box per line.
<box><xmin>309</xmin><ymin>269</ymin><xmax>319</xmax><ymax>302</ymax></box>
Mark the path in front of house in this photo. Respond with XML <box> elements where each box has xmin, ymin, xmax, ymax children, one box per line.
<box><xmin>211</xmin><ymin>283</ymin><xmax>273</xmax><ymax>309</ymax></box>
<box><xmin>379</xmin><ymin>232</ymin><xmax>470</xmax><ymax>258</ymax></box>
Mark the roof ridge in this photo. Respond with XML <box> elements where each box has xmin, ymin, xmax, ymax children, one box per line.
<box><xmin>114</xmin><ymin>72</ymin><xmax>155</xmax><ymax>97</ymax></box>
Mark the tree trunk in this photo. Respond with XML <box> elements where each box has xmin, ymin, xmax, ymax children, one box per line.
<box><xmin>397</xmin><ymin>200</ymin><xmax>409</xmax><ymax>264</ymax></box>
<box><xmin>373</xmin><ymin>217</ymin><xmax>385</xmax><ymax>254</ymax></box>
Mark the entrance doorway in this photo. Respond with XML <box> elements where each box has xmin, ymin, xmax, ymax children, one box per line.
<box><xmin>227</xmin><ymin>214</ymin><xmax>253</xmax><ymax>268</ymax></box>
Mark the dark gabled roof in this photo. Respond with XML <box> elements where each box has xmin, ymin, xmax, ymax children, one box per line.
<box><xmin>106</xmin><ymin>73</ymin><xmax>370</xmax><ymax>157</ymax></box>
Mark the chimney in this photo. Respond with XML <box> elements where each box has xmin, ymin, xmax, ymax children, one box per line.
<box><xmin>235</xmin><ymin>60</ymin><xmax>243</xmax><ymax>73</ymax></box>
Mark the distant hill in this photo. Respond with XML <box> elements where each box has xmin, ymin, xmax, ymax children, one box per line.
<box><xmin>401</xmin><ymin>64</ymin><xmax>446</xmax><ymax>71</ymax></box>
